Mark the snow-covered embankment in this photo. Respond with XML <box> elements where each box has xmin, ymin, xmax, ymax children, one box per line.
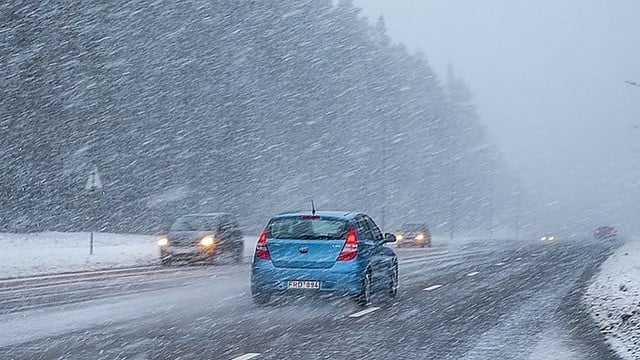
<box><xmin>584</xmin><ymin>237</ymin><xmax>640</xmax><ymax>359</ymax></box>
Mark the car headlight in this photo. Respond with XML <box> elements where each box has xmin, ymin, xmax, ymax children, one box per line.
<box><xmin>396</xmin><ymin>234</ymin><xmax>404</xmax><ymax>241</ymax></box>
<box><xmin>415</xmin><ymin>233</ymin><xmax>425</xmax><ymax>241</ymax></box>
<box><xmin>158</xmin><ymin>237</ymin><xmax>169</xmax><ymax>247</ymax></box>
<box><xmin>540</xmin><ymin>236</ymin><xmax>547</xmax><ymax>241</ymax></box>
<box><xmin>200</xmin><ymin>235</ymin><xmax>216</xmax><ymax>247</ymax></box>
<box><xmin>548</xmin><ymin>236</ymin><xmax>555</xmax><ymax>241</ymax></box>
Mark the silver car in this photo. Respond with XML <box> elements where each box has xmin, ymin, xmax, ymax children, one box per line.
<box><xmin>157</xmin><ymin>213</ymin><xmax>243</xmax><ymax>266</ymax></box>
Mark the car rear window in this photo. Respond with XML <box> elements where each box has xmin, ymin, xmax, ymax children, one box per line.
<box><xmin>267</xmin><ymin>217</ymin><xmax>349</xmax><ymax>240</ymax></box>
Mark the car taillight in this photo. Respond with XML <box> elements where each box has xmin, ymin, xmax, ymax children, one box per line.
<box><xmin>255</xmin><ymin>230</ymin><xmax>271</xmax><ymax>260</ymax></box>
<box><xmin>337</xmin><ymin>227</ymin><xmax>358</xmax><ymax>261</ymax></box>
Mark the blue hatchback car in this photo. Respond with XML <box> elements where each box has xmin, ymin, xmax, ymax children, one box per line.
<box><xmin>251</xmin><ymin>211</ymin><xmax>398</xmax><ymax>306</ymax></box>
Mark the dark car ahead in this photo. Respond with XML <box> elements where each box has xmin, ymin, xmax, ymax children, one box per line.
<box><xmin>158</xmin><ymin>213</ymin><xmax>243</xmax><ymax>266</ymax></box>
<box><xmin>593</xmin><ymin>226</ymin><xmax>617</xmax><ymax>240</ymax></box>
<box><xmin>251</xmin><ymin>211</ymin><xmax>398</xmax><ymax>306</ymax></box>
<box><xmin>395</xmin><ymin>223</ymin><xmax>432</xmax><ymax>248</ymax></box>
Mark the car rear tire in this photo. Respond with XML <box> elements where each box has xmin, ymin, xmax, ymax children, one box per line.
<box><xmin>252</xmin><ymin>290</ymin><xmax>271</xmax><ymax>305</ymax></box>
<box><xmin>388</xmin><ymin>263</ymin><xmax>398</xmax><ymax>298</ymax></box>
<box><xmin>356</xmin><ymin>271</ymin><xmax>372</xmax><ymax>307</ymax></box>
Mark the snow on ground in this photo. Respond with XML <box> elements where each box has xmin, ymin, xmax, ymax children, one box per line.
<box><xmin>528</xmin><ymin>328</ymin><xmax>580</xmax><ymax>360</ymax></box>
<box><xmin>0</xmin><ymin>232</ymin><xmax>260</xmax><ymax>279</ymax></box>
<box><xmin>0</xmin><ymin>232</ymin><xmax>158</xmax><ymax>278</ymax></box>
<box><xmin>0</xmin><ymin>273</ymin><xmax>249</xmax><ymax>348</ymax></box>
<box><xmin>584</xmin><ymin>237</ymin><xmax>640</xmax><ymax>359</ymax></box>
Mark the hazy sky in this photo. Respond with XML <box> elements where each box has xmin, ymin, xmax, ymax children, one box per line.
<box><xmin>354</xmin><ymin>0</ymin><xmax>640</xmax><ymax>231</ymax></box>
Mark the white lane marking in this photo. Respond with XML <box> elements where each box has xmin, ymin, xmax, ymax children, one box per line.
<box><xmin>515</xmin><ymin>257</ymin><xmax>523</xmax><ymax>261</ymax></box>
<box><xmin>424</xmin><ymin>284</ymin><xmax>443</xmax><ymax>291</ymax></box>
<box><xmin>495</xmin><ymin>262</ymin><xmax>506</xmax><ymax>266</ymax></box>
<box><xmin>466</xmin><ymin>271</ymin><xmax>480</xmax><ymax>277</ymax></box>
<box><xmin>398</xmin><ymin>247</ymin><xmax>491</xmax><ymax>265</ymax></box>
<box><xmin>231</xmin><ymin>353</ymin><xmax>261</xmax><ymax>360</ymax></box>
<box><xmin>349</xmin><ymin>307</ymin><xmax>380</xmax><ymax>318</ymax></box>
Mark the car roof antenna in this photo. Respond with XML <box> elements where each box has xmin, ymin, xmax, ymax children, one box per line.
<box><xmin>311</xmin><ymin>200</ymin><xmax>316</xmax><ymax>215</ymax></box>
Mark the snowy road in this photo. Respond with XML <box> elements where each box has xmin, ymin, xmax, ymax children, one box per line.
<box><xmin>0</xmin><ymin>239</ymin><xmax>620</xmax><ymax>359</ymax></box>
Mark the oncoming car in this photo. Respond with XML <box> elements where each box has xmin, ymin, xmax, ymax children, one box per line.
<box><xmin>250</xmin><ymin>211</ymin><xmax>398</xmax><ymax>306</ymax></box>
<box><xmin>539</xmin><ymin>233</ymin><xmax>556</xmax><ymax>242</ymax></box>
<box><xmin>395</xmin><ymin>223</ymin><xmax>431</xmax><ymax>248</ymax></box>
<box><xmin>158</xmin><ymin>213</ymin><xmax>243</xmax><ymax>266</ymax></box>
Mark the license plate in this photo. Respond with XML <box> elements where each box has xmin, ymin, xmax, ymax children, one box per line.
<box><xmin>287</xmin><ymin>280</ymin><xmax>320</xmax><ymax>289</ymax></box>
<box><xmin>172</xmin><ymin>248</ymin><xmax>195</xmax><ymax>254</ymax></box>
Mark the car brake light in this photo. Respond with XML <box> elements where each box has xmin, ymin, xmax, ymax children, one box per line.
<box><xmin>337</xmin><ymin>227</ymin><xmax>358</xmax><ymax>261</ymax></box>
<box><xmin>255</xmin><ymin>230</ymin><xmax>271</xmax><ymax>260</ymax></box>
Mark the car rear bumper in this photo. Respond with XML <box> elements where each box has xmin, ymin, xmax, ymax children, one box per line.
<box><xmin>251</xmin><ymin>260</ymin><xmax>363</xmax><ymax>295</ymax></box>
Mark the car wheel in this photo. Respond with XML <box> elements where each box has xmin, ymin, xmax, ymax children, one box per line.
<box><xmin>356</xmin><ymin>271</ymin><xmax>372</xmax><ymax>307</ymax></box>
<box><xmin>252</xmin><ymin>290</ymin><xmax>271</xmax><ymax>305</ymax></box>
<box><xmin>388</xmin><ymin>263</ymin><xmax>398</xmax><ymax>298</ymax></box>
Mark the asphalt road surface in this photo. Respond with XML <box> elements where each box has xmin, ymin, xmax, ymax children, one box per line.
<box><xmin>0</xmin><ymin>237</ymin><xmax>621</xmax><ymax>359</ymax></box>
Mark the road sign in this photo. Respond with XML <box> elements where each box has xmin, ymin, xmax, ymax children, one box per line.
<box><xmin>84</xmin><ymin>165</ymin><xmax>103</xmax><ymax>191</ymax></box>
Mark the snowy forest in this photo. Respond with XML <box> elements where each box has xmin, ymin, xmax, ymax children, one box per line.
<box><xmin>0</xmin><ymin>0</ymin><xmax>520</xmax><ymax>234</ymax></box>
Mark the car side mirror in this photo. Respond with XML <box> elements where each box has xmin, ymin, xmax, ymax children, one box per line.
<box><xmin>383</xmin><ymin>233</ymin><xmax>396</xmax><ymax>244</ymax></box>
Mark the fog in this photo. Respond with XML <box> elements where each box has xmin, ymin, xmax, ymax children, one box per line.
<box><xmin>1</xmin><ymin>1</ymin><xmax>638</xmax><ymax>238</ymax></box>
<box><xmin>354</xmin><ymin>0</ymin><xmax>640</xmax><ymax>234</ymax></box>
<box><xmin>1</xmin><ymin>1</ymin><xmax>513</xmax><ymax>235</ymax></box>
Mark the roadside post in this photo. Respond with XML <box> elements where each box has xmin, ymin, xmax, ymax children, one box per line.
<box><xmin>85</xmin><ymin>165</ymin><xmax>103</xmax><ymax>255</ymax></box>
